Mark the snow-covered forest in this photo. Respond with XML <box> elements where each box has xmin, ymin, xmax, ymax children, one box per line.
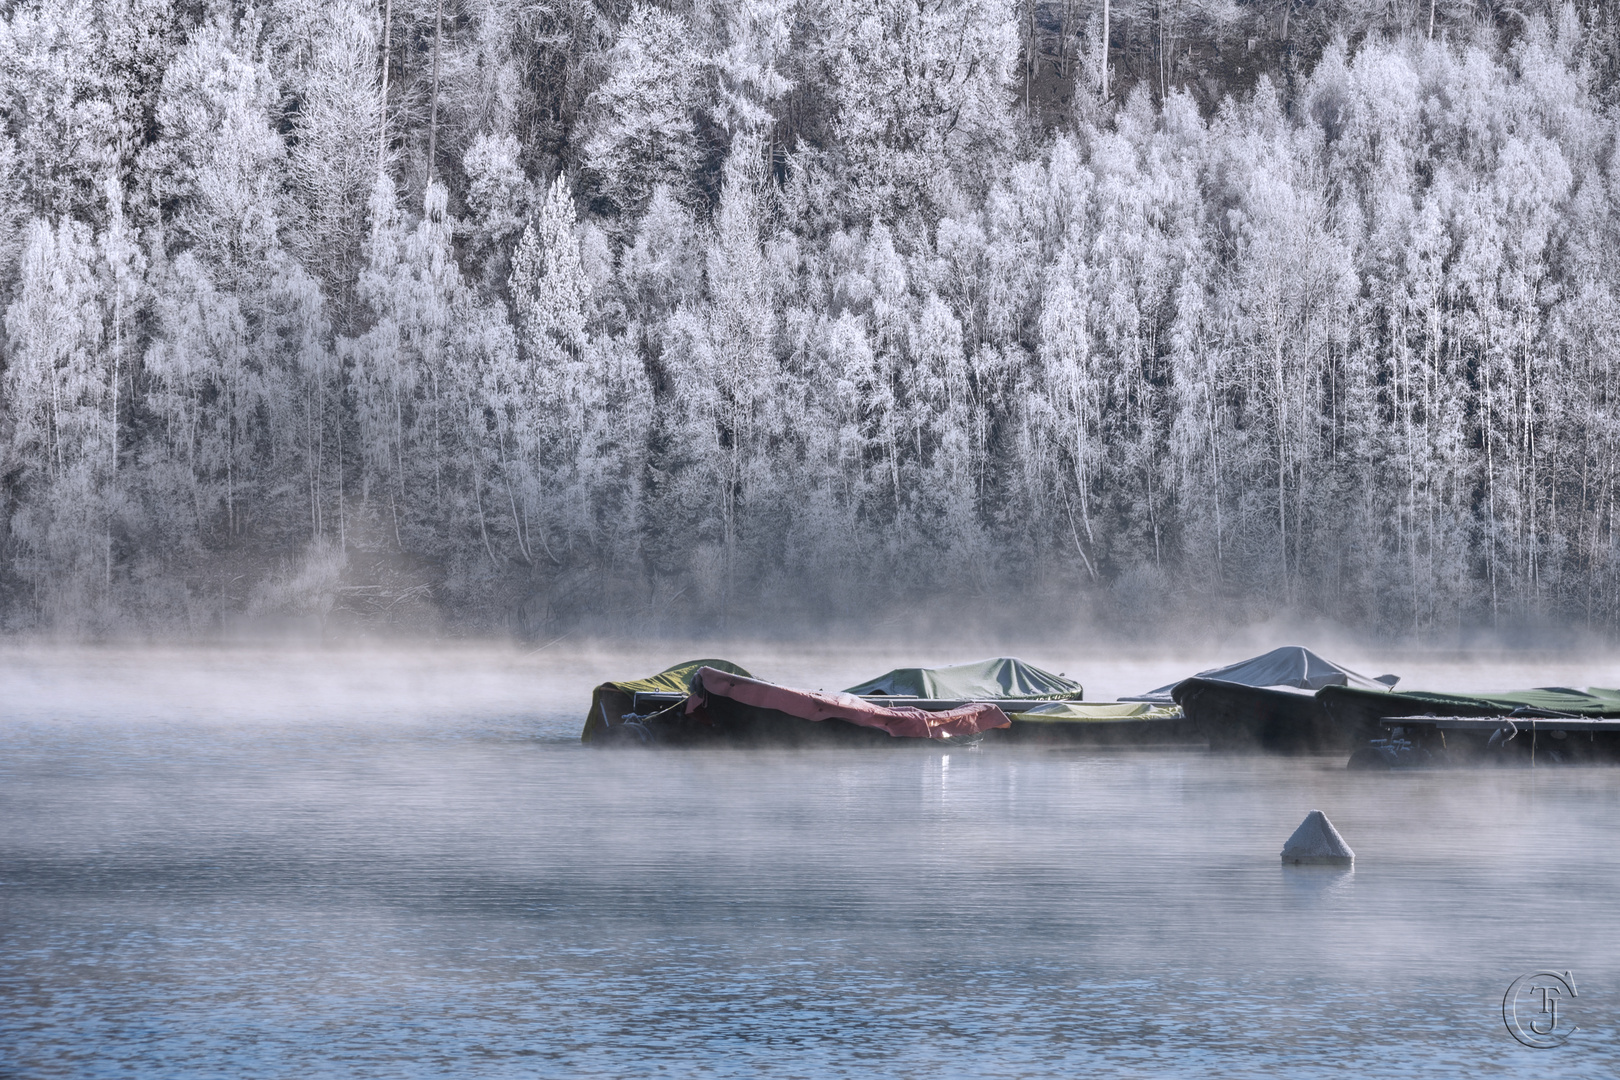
<box><xmin>0</xmin><ymin>0</ymin><xmax>1617</xmax><ymax>636</ymax></box>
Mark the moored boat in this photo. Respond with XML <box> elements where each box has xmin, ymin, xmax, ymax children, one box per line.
<box><xmin>584</xmin><ymin>662</ymin><xmax>1012</xmax><ymax>746</ymax></box>
<box><xmin>686</xmin><ymin>666</ymin><xmax>1011</xmax><ymax>745</ymax></box>
<box><xmin>1136</xmin><ymin>647</ymin><xmax>1400</xmax><ymax>753</ymax></box>
<box><xmin>843</xmin><ymin>657</ymin><xmax>1197</xmax><ymax>744</ymax></box>
<box><xmin>582</xmin><ymin>658</ymin><xmax>751</xmax><ymax>743</ymax></box>
<box><xmin>1327</xmin><ymin>683</ymin><xmax>1620</xmax><ymax>767</ymax></box>
<box><xmin>1320</xmin><ymin>683</ymin><xmax>1620</xmax><ymax>737</ymax></box>
<box><xmin>1348</xmin><ymin>713</ymin><xmax>1620</xmax><ymax>768</ymax></box>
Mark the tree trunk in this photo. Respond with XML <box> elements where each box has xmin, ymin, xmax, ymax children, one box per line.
<box><xmin>1101</xmin><ymin>0</ymin><xmax>1110</xmax><ymax>101</ymax></box>
<box><xmin>427</xmin><ymin>0</ymin><xmax>443</xmax><ymax>185</ymax></box>
<box><xmin>378</xmin><ymin>0</ymin><xmax>393</xmax><ymax>169</ymax></box>
<box><xmin>1025</xmin><ymin>0</ymin><xmax>1033</xmax><ymax>117</ymax></box>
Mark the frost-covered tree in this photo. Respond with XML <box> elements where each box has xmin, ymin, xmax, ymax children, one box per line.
<box><xmin>285</xmin><ymin>0</ymin><xmax>384</xmax><ymax>328</ymax></box>
<box><xmin>506</xmin><ymin>173</ymin><xmax>592</xmax><ymax>544</ymax></box>
<box><xmin>349</xmin><ymin>178</ymin><xmax>456</xmax><ymax>550</ymax></box>
<box><xmin>814</xmin><ymin>0</ymin><xmax>1019</xmax><ymax>222</ymax></box>
<box><xmin>3</xmin><ymin>219</ymin><xmax>112</xmax><ymax>624</ymax></box>
<box><xmin>1</xmin><ymin>0</ymin><xmax>131</xmax><ymax>223</ymax></box>
<box><xmin>581</xmin><ymin>5</ymin><xmax>703</xmax><ymax>222</ymax></box>
<box><xmin>1</xmin><ymin>3</ymin><xmax>1619</xmax><ymax>636</ymax></box>
<box><xmin>511</xmin><ymin>174</ymin><xmax>590</xmax><ymax>361</ymax></box>
<box><xmin>462</xmin><ymin>132</ymin><xmax>532</xmax><ymax>295</ymax></box>
<box><xmin>141</xmin><ymin>12</ymin><xmax>329</xmax><ymax>563</ymax></box>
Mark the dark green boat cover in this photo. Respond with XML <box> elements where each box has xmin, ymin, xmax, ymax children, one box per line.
<box><xmin>843</xmin><ymin>658</ymin><xmax>1083</xmax><ymax>701</ymax></box>
<box><xmin>1125</xmin><ymin>646</ymin><xmax>1397</xmax><ymax>704</ymax></box>
<box><xmin>1322</xmin><ymin>683</ymin><xmax>1620</xmax><ymax>717</ymax></box>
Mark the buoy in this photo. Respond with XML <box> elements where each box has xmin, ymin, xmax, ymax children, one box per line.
<box><xmin>1281</xmin><ymin>810</ymin><xmax>1354</xmax><ymax>865</ymax></box>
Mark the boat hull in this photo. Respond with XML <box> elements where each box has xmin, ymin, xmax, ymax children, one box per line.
<box><xmin>1316</xmin><ymin>684</ymin><xmax>1509</xmax><ymax>736</ymax></box>
<box><xmin>1349</xmin><ymin>715</ymin><xmax>1620</xmax><ymax>768</ymax></box>
<box><xmin>592</xmin><ymin>667</ymin><xmax>1009</xmax><ymax>748</ymax></box>
<box><xmin>1172</xmin><ymin>680</ymin><xmax>1352</xmax><ymax>753</ymax></box>
<box><xmin>994</xmin><ymin>715</ymin><xmax>1202</xmax><ymax>745</ymax></box>
<box><xmin>594</xmin><ymin>695</ymin><xmax>987</xmax><ymax>748</ymax></box>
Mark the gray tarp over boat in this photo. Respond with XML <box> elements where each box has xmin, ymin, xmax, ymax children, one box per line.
<box><xmin>843</xmin><ymin>658</ymin><xmax>1083</xmax><ymax>701</ymax></box>
<box><xmin>1122</xmin><ymin>646</ymin><xmax>1398</xmax><ymax>704</ymax></box>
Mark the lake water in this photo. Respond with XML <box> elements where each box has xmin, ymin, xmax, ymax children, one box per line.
<box><xmin>3</xmin><ymin>644</ymin><xmax>1619</xmax><ymax>1078</ymax></box>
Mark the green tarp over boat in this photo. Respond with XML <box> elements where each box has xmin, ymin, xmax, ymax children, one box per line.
<box><xmin>583</xmin><ymin>659</ymin><xmax>751</xmax><ymax>742</ymax></box>
<box><xmin>1320</xmin><ymin>683</ymin><xmax>1620</xmax><ymax>727</ymax></box>
<box><xmin>843</xmin><ymin>658</ymin><xmax>1083</xmax><ymax>701</ymax></box>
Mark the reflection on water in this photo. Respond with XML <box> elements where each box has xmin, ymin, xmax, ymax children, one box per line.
<box><xmin>1280</xmin><ymin>864</ymin><xmax>1357</xmax><ymax>902</ymax></box>
<box><xmin>2</xmin><ymin>647</ymin><xmax>1619</xmax><ymax>1078</ymax></box>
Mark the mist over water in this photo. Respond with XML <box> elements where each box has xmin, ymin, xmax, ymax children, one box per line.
<box><xmin>4</xmin><ymin>644</ymin><xmax>1619</xmax><ymax>1078</ymax></box>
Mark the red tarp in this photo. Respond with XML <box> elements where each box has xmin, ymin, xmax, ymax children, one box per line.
<box><xmin>687</xmin><ymin>666</ymin><xmax>1011</xmax><ymax>740</ymax></box>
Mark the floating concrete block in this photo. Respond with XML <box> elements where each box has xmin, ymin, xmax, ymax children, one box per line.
<box><xmin>1281</xmin><ymin>810</ymin><xmax>1355</xmax><ymax>865</ymax></box>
